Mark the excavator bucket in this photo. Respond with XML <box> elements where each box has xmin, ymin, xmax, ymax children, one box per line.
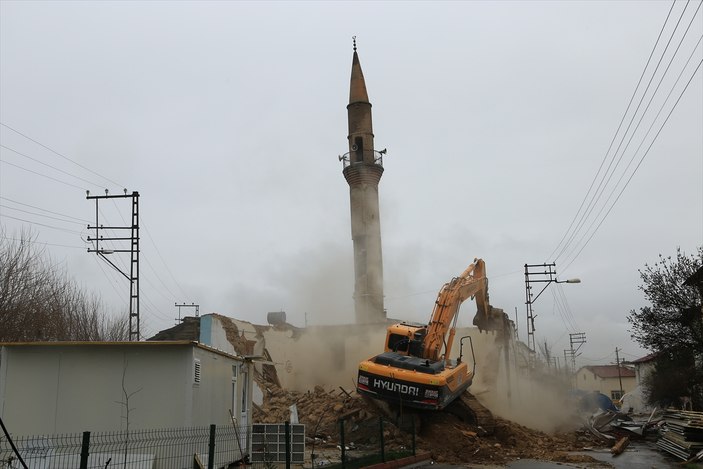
<box><xmin>472</xmin><ymin>306</ymin><xmax>510</xmax><ymax>333</ymax></box>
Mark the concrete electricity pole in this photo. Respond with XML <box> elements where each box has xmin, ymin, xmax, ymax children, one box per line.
<box><xmin>615</xmin><ymin>347</ymin><xmax>624</xmax><ymax>397</ymax></box>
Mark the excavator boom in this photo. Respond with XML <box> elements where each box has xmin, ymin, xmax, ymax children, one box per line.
<box><xmin>423</xmin><ymin>259</ymin><xmax>487</xmax><ymax>362</ymax></box>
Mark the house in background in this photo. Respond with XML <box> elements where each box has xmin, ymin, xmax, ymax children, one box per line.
<box><xmin>631</xmin><ymin>352</ymin><xmax>658</xmax><ymax>386</ymax></box>
<box><xmin>615</xmin><ymin>352</ymin><xmax>658</xmax><ymax>414</ymax></box>
<box><xmin>575</xmin><ymin>365</ymin><xmax>636</xmax><ymax>401</ymax></box>
<box><xmin>0</xmin><ymin>340</ymin><xmax>253</xmax><ymax>437</ymax></box>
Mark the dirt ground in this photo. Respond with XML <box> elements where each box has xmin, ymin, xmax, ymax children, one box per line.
<box><xmin>253</xmin><ymin>384</ymin><xmax>608</xmax><ymax>466</ymax></box>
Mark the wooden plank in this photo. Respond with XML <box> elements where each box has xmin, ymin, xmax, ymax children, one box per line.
<box><xmin>610</xmin><ymin>436</ymin><xmax>630</xmax><ymax>456</ymax></box>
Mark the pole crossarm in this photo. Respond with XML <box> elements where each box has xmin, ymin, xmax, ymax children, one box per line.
<box><xmin>175</xmin><ymin>303</ymin><xmax>200</xmax><ymax>324</ymax></box>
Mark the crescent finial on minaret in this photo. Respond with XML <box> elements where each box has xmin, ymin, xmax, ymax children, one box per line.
<box><xmin>352</xmin><ymin>36</ymin><xmax>357</xmax><ymax>52</ymax></box>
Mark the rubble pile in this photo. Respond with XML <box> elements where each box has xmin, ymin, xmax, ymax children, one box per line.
<box><xmin>253</xmin><ymin>384</ymin><xmax>606</xmax><ymax>466</ymax></box>
<box><xmin>656</xmin><ymin>409</ymin><xmax>703</xmax><ymax>461</ymax></box>
<box><xmin>416</xmin><ymin>410</ymin><xmax>604</xmax><ymax>465</ymax></box>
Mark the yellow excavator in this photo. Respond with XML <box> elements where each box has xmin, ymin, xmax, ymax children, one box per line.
<box><xmin>356</xmin><ymin>259</ymin><xmax>510</xmax><ymax>427</ymax></box>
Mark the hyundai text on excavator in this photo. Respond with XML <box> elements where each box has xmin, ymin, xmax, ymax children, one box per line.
<box><xmin>356</xmin><ymin>258</ymin><xmax>510</xmax><ymax>429</ymax></box>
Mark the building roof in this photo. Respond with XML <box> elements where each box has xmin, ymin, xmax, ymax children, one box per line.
<box><xmin>631</xmin><ymin>352</ymin><xmax>659</xmax><ymax>364</ymax></box>
<box><xmin>580</xmin><ymin>365</ymin><xmax>635</xmax><ymax>378</ymax></box>
<box><xmin>0</xmin><ymin>340</ymin><xmax>245</xmax><ymax>361</ymax></box>
<box><xmin>149</xmin><ymin>316</ymin><xmax>200</xmax><ymax>341</ymax></box>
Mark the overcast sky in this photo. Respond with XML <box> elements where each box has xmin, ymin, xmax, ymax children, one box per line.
<box><xmin>1</xmin><ymin>0</ymin><xmax>701</xmax><ymax>368</ymax></box>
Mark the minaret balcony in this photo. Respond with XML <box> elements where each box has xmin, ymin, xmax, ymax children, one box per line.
<box><xmin>338</xmin><ymin>149</ymin><xmax>386</xmax><ymax>169</ymax></box>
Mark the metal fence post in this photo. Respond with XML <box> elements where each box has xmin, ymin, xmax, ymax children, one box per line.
<box><xmin>339</xmin><ymin>419</ymin><xmax>346</xmax><ymax>469</ymax></box>
<box><xmin>208</xmin><ymin>424</ymin><xmax>216</xmax><ymax>469</ymax></box>
<box><xmin>285</xmin><ymin>421</ymin><xmax>291</xmax><ymax>469</ymax></box>
<box><xmin>80</xmin><ymin>431</ymin><xmax>90</xmax><ymax>469</ymax></box>
<box><xmin>379</xmin><ymin>417</ymin><xmax>385</xmax><ymax>462</ymax></box>
<box><xmin>411</xmin><ymin>416</ymin><xmax>416</xmax><ymax>456</ymax></box>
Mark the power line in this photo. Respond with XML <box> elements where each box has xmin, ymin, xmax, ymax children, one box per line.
<box><xmin>550</xmin><ymin>288</ymin><xmax>576</xmax><ymax>333</ymax></box>
<box><xmin>90</xmin><ymin>255</ymin><xmax>130</xmax><ymax>309</ymax></box>
<box><xmin>557</xmin><ymin>284</ymin><xmax>580</xmax><ymax>330</ymax></box>
<box><xmin>0</xmin><ymin>196</ymin><xmax>90</xmax><ymax>223</ymax></box>
<box><xmin>619</xmin><ymin>350</ymin><xmax>647</xmax><ymax>359</ymax></box>
<box><xmin>557</xmin><ymin>1</ymin><xmax>696</xmax><ymax>264</ymax></box>
<box><xmin>0</xmin><ymin>144</ymin><xmax>106</xmax><ymax>190</ymax></box>
<box><xmin>0</xmin><ymin>127</ymin><xmax>178</xmax><ymax>333</ymax></box>
<box><xmin>0</xmin><ymin>204</ymin><xmax>87</xmax><ymax>226</ymax></box>
<box><xmin>0</xmin><ymin>235</ymin><xmax>85</xmax><ymax>250</ymax></box>
<box><xmin>92</xmin><ymin>205</ymin><xmax>186</xmax><ymax>322</ymax></box>
<box><xmin>552</xmin><ymin>284</ymin><xmax>579</xmax><ymax>332</ymax></box>
<box><xmin>547</xmin><ymin>0</ymin><xmax>678</xmax><ymax>262</ymax></box>
<box><xmin>142</xmin><ymin>254</ymin><xmax>180</xmax><ymax>301</ymax></box>
<box><xmin>138</xmin><ymin>289</ymin><xmax>172</xmax><ymax>322</ymax></box>
<box><xmin>115</xmin><ymin>212</ymin><xmax>189</xmax><ymax>303</ymax></box>
<box><xmin>0</xmin><ymin>122</ymin><xmax>124</xmax><ymax>189</ymax></box>
<box><xmin>550</xmin><ymin>1</ymin><xmax>702</xmax><ymax>269</ymax></box>
<box><xmin>579</xmin><ymin>351</ymin><xmax>617</xmax><ymax>363</ymax></box>
<box><xmin>0</xmin><ymin>214</ymin><xmax>85</xmax><ymax>235</ymax></box>
<box><xmin>559</xmin><ymin>9</ymin><xmax>703</xmax><ymax>266</ymax></box>
<box><xmin>562</xmin><ymin>56</ymin><xmax>703</xmax><ymax>271</ymax></box>
<box><xmin>0</xmin><ymin>159</ymin><xmax>86</xmax><ymax>190</ymax></box>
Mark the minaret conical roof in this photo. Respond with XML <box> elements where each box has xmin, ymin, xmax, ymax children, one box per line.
<box><xmin>349</xmin><ymin>50</ymin><xmax>369</xmax><ymax>104</ymax></box>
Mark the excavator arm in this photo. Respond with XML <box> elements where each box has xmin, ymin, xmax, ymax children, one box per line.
<box><xmin>423</xmin><ymin>259</ymin><xmax>487</xmax><ymax>362</ymax></box>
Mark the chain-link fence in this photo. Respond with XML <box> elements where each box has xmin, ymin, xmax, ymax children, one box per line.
<box><xmin>310</xmin><ymin>415</ymin><xmax>416</xmax><ymax>469</ymax></box>
<box><xmin>0</xmin><ymin>423</ymin><xmax>281</xmax><ymax>469</ymax></box>
<box><xmin>2</xmin><ymin>417</ymin><xmax>415</xmax><ymax>469</ymax></box>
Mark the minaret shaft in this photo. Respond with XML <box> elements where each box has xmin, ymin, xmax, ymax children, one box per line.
<box><xmin>343</xmin><ymin>49</ymin><xmax>385</xmax><ymax>324</ymax></box>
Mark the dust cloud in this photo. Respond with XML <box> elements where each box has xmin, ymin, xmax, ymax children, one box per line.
<box><xmin>257</xmin><ymin>320</ymin><xmax>577</xmax><ymax>434</ymax></box>
<box><xmin>466</xmin><ymin>330</ymin><xmax>578</xmax><ymax>433</ymax></box>
<box><xmin>267</xmin><ymin>324</ymin><xmax>387</xmax><ymax>392</ymax></box>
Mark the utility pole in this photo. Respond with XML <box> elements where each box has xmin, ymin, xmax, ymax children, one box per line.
<box><xmin>524</xmin><ymin>263</ymin><xmax>581</xmax><ymax>354</ymax></box>
<box><xmin>615</xmin><ymin>347</ymin><xmax>624</xmax><ymax>397</ymax></box>
<box><xmin>563</xmin><ymin>348</ymin><xmax>576</xmax><ymax>388</ymax></box>
<box><xmin>541</xmin><ymin>340</ymin><xmax>557</xmax><ymax>372</ymax></box>
<box><xmin>175</xmin><ymin>303</ymin><xmax>200</xmax><ymax>324</ymax></box>
<box><xmin>563</xmin><ymin>349</ymin><xmax>572</xmax><ymax>374</ymax></box>
<box><xmin>569</xmin><ymin>332</ymin><xmax>587</xmax><ymax>370</ymax></box>
<box><xmin>87</xmin><ymin>190</ymin><xmax>140</xmax><ymax>341</ymax></box>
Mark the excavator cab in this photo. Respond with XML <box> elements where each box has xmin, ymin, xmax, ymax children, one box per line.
<box><xmin>384</xmin><ymin>323</ymin><xmax>426</xmax><ymax>356</ymax></box>
<box><xmin>358</xmin><ymin>321</ymin><xmax>472</xmax><ymax>410</ymax></box>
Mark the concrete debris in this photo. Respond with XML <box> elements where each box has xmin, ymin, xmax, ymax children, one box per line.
<box><xmin>253</xmin><ymin>383</ymin><xmax>608</xmax><ymax>466</ymax></box>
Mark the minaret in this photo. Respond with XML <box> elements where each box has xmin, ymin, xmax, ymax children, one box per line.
<box><xmin>342</xmin><ymin>39</ymin><xmax>386</xmax><ymax>324</ymax></box>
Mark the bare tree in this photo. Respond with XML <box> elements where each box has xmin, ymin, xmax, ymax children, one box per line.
<box><xmin>0</xmin><ymin>229</ymin><xmax>129</xmax><ymax>341</ymax></box>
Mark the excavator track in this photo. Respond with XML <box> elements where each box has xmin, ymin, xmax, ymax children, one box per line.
<box><xmin>445</xmin><ymin>391</ymin><xmax>495</xmax><ymax>435</ymax></box>
<box><xmin>360</xmin><ymin>391</ymin><xmax>494</xmax><ymax>436</ymax></box>
<box><xmin>360</xmin><ymin>394</ymin><xmax>423</xmax><ymax>433</ymax></box>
